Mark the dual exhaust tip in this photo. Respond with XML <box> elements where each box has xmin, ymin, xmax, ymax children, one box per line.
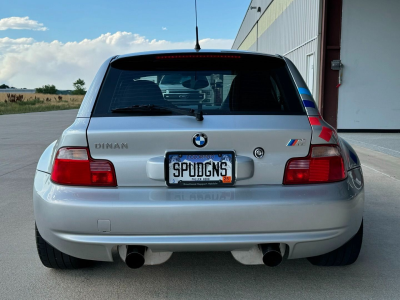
<box><xmin>123</xmin><ymin>243</ymin><xmax>283</xmax><ymax>269</ymax></box>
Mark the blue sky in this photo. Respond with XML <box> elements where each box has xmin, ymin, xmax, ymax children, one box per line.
<box><xmin>0</xmin><ymin>0</ymin><xmax>250</xmax><ymax>89</ymax></box>
<box><xmin>0</xmin><ymin>0</ymin><xmax>248</xmax><ymax>44</ymax></box>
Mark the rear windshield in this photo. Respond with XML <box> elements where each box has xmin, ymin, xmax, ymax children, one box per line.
<box><xmin>92</xmin><ymin>53</ymin><xmax>305</xmax><ymax>117</ymax></box>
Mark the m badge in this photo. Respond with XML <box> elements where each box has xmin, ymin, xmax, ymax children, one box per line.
<box><xmin>287</xmin><ymin>139</ymin><xmax>306</xmax><ymax>146</ymax></box>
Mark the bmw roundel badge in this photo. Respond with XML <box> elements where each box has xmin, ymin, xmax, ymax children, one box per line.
<box><xmin>193</xmin><ymin>133</ymin><xmax>208</xmax><ymax>148</ymax></box>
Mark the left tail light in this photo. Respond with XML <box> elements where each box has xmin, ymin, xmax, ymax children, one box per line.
<box><xmin>51</xmin><ymin>147</ymin><xmax>117</xmax><ymax>186</ymax></box>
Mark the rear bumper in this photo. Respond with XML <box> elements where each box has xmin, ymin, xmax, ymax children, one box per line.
<box><xmin>33</xmin><ymin>169</ymin><xmax>364</xmax><ymax>262</ymax></box>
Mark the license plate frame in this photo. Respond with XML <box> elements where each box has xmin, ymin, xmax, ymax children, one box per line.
<box><xmin>164</xmin><ymin>151</ymin><xmax>236</xmax><ymax>188</ymax></box>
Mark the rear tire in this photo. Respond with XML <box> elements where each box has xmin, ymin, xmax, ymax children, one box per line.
<box><xmin>35</xmin><ymin>224</ymin><xmax>91</xmax><ymax>269</ymax></box>
<box><xmin>307</xmin><ymin>220</ymin><xmax>363</xmax><ymax>266</ymax></box>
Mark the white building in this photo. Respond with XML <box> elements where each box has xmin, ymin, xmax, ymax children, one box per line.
<box><xmin>233</xmin><ymin>0</ymin><xmax>400</xmax><ymax>130</ymax></box>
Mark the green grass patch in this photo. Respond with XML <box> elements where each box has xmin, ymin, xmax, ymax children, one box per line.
<box><xmin>15</xmin><ymin>99</ymin><xmax>44</xmax><ymax>106</ymax></box>
<box><xmin>0</xmin><ymin>100</ymin><xmax>81</xmax><ymax>115</ymax></box>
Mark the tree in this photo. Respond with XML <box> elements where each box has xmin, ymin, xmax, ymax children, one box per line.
<box><xmin>72</xmin><ymin>78</ymin><xmax>86</xmax><ymax>95</ymax></box>
<box><xmin>0</xmin><ymin>84</ymin><xmax>10</xmax><ymax>89</ymax></box>
<box><xmin>35</xmin><ymin>84</ymin><xmax>58</xmax><ymax>94</ymax></box>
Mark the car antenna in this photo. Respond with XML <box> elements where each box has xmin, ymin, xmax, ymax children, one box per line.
<box><xmin>194</xmin><ymin>0</ymin><xmax>201</xmax><ymax>51</ymax></box>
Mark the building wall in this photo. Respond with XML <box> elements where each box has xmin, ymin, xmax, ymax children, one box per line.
<box><xmin>232</xmin><ymin>0</ymin><xmax>273</xmax><ymax>50</ymax></box>
<box><xmin>234</xmin><ymin>0</ymin><xmax>400</xmax><ymax>130</ymax></box>
<box><xmin>233</xmin><ymin>0</ymin><xmax>321</xmax><ymax>99</ymax></box>
<box><xmin>338</xmin><ymin>0</ymin><xmax>400</xmax><ymax>129</ymax></box>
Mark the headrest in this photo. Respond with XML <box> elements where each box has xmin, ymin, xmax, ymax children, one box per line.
<box><xmin>120</xmin><ymin>80</ymin><xmax>165</xmax><ymax>106</ymax></box>
<box><xmin>229</xmin><ymin>74</ymin><xmax>281</xmax><ymax>111</ymax></box>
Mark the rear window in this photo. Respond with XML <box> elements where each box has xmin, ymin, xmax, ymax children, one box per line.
<box><xmin>92</xmin><ymin>53</ymin><xmax>305</xmax><ymax>117</ymax></box>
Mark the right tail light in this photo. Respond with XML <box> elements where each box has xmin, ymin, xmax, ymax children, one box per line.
<box><xmin>283</xmin><ymin>145</ymin><xmax>346</xmax><ymax>184</ymax></box>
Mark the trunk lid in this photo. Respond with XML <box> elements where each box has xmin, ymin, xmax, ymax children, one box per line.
<box><xmin>87</xmin><ymin>52</ymin><xmax>311</xmax><ymax>186</ymax></box>
<box><xmin>87</xmin><ymin>115</ymin><xmax>311</xmax><ymax>186</ymax></box>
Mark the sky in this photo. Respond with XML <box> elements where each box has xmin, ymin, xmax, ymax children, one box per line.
<box><xmin>0</xmin><ymin>0</ymin><xmax>250</xmax><ymax>89</ymax></box>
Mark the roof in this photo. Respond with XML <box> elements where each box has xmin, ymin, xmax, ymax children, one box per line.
<box><xmin>113</xmin><ymin>49</ymin><xmax>279</xmax><ymax>61</ymax></box>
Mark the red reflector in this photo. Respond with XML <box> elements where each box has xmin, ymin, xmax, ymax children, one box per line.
<box><xmin>156</xmin><ymin>54</ymin><xmax>241</xmax><ymax>59</ymax></box>
<box><xmin>283</xmin><ymin>145</ymin><xmax>346</xmax><ymax>185</ymax></box>
<box><xmin>51</xmin><ymin>148</ymin><xmax>117</xmax><ymax>186</ymax></box>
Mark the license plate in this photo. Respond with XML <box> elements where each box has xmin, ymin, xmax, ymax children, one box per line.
<box><xmin>165</xmin><ymin>151</ymin><xmax>235</xmax><ymax>187</ymax></box>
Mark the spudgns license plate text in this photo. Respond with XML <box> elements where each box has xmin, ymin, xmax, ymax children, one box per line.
<box><xmin>165</xmin><ymin>152</ymin><xmax>235</xmax><ymax>187</ymax></box>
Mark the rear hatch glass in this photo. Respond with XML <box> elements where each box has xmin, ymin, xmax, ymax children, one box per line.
<box><xmin>92</xmin><ymin>53</ymin><xmax>305</xmax><ymax>117</ymax></box>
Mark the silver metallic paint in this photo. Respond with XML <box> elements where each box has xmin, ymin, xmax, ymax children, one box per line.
<box><xmin>56</xmin><ymin>117</ymin><xmax>90</xmax><ymax>148</ymax></box>
<box><xmin>34</xmin><ymin>169</ymin><xmax>363</xmax><ymax>261</ymax></box>
<box><xmin>77</xmin><ymin>56</ymin><xmax>116</xmax><ymax>118</ymax></box>
<box><xmin>36</xmin><ymin>118</ymin><xmax>90</xmax><ymax>174</ymax></box>
<box><xmin>283</xmin><ymin>57</ymin><xmax>320</xmax><ymax>116</ymax></box>
<box><xmin>87</xmin><ymin>115</ymin><xmax>311</xmax><ymax>186</ymax></box>
<box><xmin>33</xmin><ymin>50</ymin><xmax>364</xmax><ymax>265</ymax></box>
<box><xmin>283</xmin><ymin>56</ymin><xmax>360</xmax><ymax>172</ymax></box>
<box><xmin>340</xmin><ymin>138</ymin><xmax>361</xmax><ymax>170</ymax></box>
<box><xmin>36</xmin><ymin>140</ymin><xmax>56</xmax><ymax>174</ymax></box>
<box><xmin>113</xmin><ymin>49</ymin><xmax>277</xmax><ymax>62</ymax></box>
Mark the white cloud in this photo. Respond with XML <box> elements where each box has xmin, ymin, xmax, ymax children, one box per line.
<box><xmin>0</xmin><ymin>37</ymin><xmax>35</xmax><ymax>44</ymax></box>
<box><xmin>0</xmin><ymin>37</ymin><xmax>35</xmax><ymax>56</ymax></box>
<box><xmin>0</xmin><ymin>17</ymin><xmax>48</xmax><ymax>31</ymax></box>
<box><xmin>162</xmin><ymin>27</ymin><xmax>167</xmax><ymax>30</ymax></box>
<box><xmin>0</xmin><ymin>31</ymin><xmax>233</xmax><ymax>89</ymax></box>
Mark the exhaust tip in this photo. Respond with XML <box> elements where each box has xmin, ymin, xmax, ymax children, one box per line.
<box><xmin>260</xmin><ymin>244</ymin><xmax>283</xmax><ymax>267</ymax></box>
<box><xmin>262</xmin><ymin>250</ymin><xmax>283</xmax><ymax>267</ymax></box>
<box><xmin>125</xmin><ymin>246</ymin><xmax>146</xmax><ymax>269</ymax></box>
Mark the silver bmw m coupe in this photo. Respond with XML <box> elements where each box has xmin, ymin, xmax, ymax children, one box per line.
<box><xmin>33</xmin><ymin>50</ymin><xmax>364</xmax><ymax>269</ymax></box>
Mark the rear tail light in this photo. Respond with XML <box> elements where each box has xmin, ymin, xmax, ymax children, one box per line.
<box><xmin>51</xmin><ymin>147</ymin><xmax>117</xmax><ymax>186</ymax></box>
<box><xmin>283</xmin><ymin>145</ymin><xmax>346</xmax><ymax>185</ymax></box>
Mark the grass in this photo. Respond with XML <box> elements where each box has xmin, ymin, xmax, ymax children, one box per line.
<box><xmin>0</xmin><ymin>93</ymin><xmax>85</xmax><ymax>115</ymax></box>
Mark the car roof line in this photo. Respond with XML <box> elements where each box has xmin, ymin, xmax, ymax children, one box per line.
<box><xmin>112</xmin><ymin>49</ymin><xmax>281</xmax><ymax>62</ymax></box>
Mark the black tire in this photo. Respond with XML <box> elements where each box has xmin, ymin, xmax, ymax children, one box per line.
<box><xmin>35</xmin><ymin>224</ymin><xmax>90</xmax><ymax>269</ymax></box>
<box><xmin>307</xmin><ymin>220</ymin><xmax>363</xmax><ymax>266</ymax></box>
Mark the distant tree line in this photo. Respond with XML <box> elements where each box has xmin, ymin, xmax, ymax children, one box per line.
<box><xmin>1</xmin><ymin>79</ymin><xmax>86</xmax><ymax>95</ymax></box>
<box><xmin>0</xmin><ymin>84</ymin><xmax>26</xmax><ymax>89</ymax></box>
<box><xmin>35</xmin><ymin>79</ymin><xmax>86</xmax><ymax>95</ymax></box>
<box><xmin>35</xmin><ymin>84</ymin><xmax>57</xmax><ymax>94</ymax></box>
<box><xmin>1</xmin><ymin>79</ymin><xmax>87</xmax><ymax>95</ymax></box>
